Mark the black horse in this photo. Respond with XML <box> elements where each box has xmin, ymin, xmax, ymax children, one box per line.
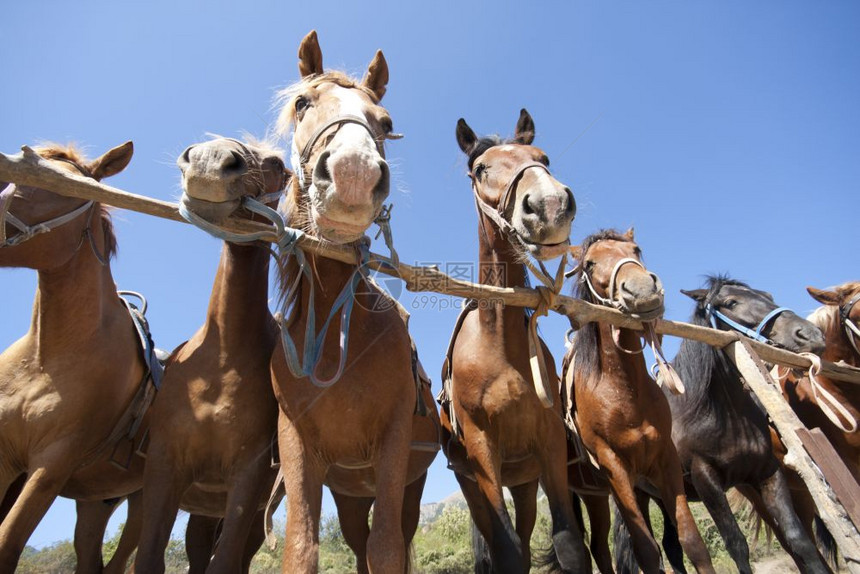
<box><xmin>614</xmin><ymin>275</ymin><xmax>830</xmax><ymax>574</ymax></box>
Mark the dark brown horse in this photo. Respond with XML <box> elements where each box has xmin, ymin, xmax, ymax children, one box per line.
<box><xmin>134</xmin><ymin>136</ymin><xmax>288</xmax><ymax>574</ymax></box>
<box><xmin>615</xmin><ymin>275</ymin><xmax>830</xmax><ymax>574</ymax></box>
<box><xmin>269</xmin><ymin>30</ymin><xmax>438</xmax><ymax>573</ymax></box>
<box><xmin>564</xmin><ymin>229</ymin><xmax>714</xmax><ymax>574</ymax></box>
<box><xmin>0</xmin><ymin>142</ymin><xmax>154</xmax><ymax>572</ymax></box>
<box><xmin>439</xmin><ymin>110</ymin><xmax>590</xmax><ymax>573</ymax></box>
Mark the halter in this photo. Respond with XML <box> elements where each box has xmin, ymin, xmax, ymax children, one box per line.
<box><xmin>580</xmin><ymin>257</ymin><xmax>658</xmax><ymax>314</ymax></box>
<box><xmin>706</xmin><ymin>302</ymin><xmax>791</xmax><ymax>346</ymax></box>
<box><xmin>0</xmin><ymin>158</ymin><xmax>97</xmax><ymax>249</ymax></box>
<box><xmin>841</xmin><ymin>292</ymin><xmax>860</xmax><ymax>357</ymax></box>
<box><xmin>472</xmin><ymin>161</ymin><xmax>552</xmax><ymax>245</ymax></box>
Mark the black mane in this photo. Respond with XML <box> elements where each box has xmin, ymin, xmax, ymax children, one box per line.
<box><xmin>466</xmin><ymin>135</ymin><xmax>513</xmax><ymax>169</ymax></box>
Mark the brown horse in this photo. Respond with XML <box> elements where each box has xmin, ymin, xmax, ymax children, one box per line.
<box><xmin>0</xmin><ymin>142</ymin><xmax>154</xmax><ymax>572</ymax></box>
<box><xmin>564</xmin><ymin>229</ymin><xmax>714</xmax><ymax>573</ymax></box>
<box><xmin>134</xmin><ymin>136</ymin><xmax>289</xmax><ymax>574</ymax></box>
<box><xmin>269</xmin><ymin>30</ymin><xmax>438</xmax><ymax>573</ymax></box>
<box><xmin>764</xmin><ymin>281</ymin><xmax>860</xmax><ymax>564</ymax></box>
<box><xmin>440</xmin><ymin>110</ymin><xmax>590</xmax><ymax>573</ymax></box>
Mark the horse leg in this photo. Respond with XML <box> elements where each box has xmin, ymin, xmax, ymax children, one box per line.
<box><xmin>134</xmin><ymin>451</ymin><xmax>190</xmax><ymax>574</ymax></box>
<box><xmin>207</xmin><ymin>466</ymin><xmax>272</xmax><ymax>574</ymax></box>
<box><xmin>537</xmin><ymin>434</ymin><xmax>591</xmax><ymax>574</ymax></box>
<box><xmin>104</xmin><ymin>490</ymin><xmax>143</xmax><ymax>574</ymax></box>
<box><xmin>508</xmin><ymin>480</ymin><xmax>539</xmax><ymax>568</ymax></box>
<box><xmin>74</xmin><ymin>498</ymin><xmax>119</xmax><ymax>573</ymax></box>
<box><xmin>279</xmin><ymin>414</ymin><xmax>326</xmax><ymax>574</ymax></box>
<box><xmin>455</xmin><ymin>448</ymin><xmax>522</xmax><ymax>572</ymax></box>
<box><xmin>0</xmin><ymin>460</ymin><xmax>73</xmax><ymax>570</ymax></box>
<box><xmin>185</xmin><ymin>514</ymin><xmax>220</xmax><ymax>574</ymax></box>
<box><xmin>581</xmin><ymin>493</ymin><xmax>614</xmax><ymax>574</ymax></box>
<box><xmin>656</xmin><ymin>454</ymin><xmax>715</xmax><ymax>573</ymax></box>
<box><xmin>239</xmin><ymin>508</ymin><xmax>269</xmax><ymax>574</ymax></box>
<box><xmin>332</xmin><ymin>491</ymin><xmax>373</xmax><ymax>574</ymax></box>
<box><xmin>366</xmin><ymin>416</ymin><xmax>412</xmax><ymax>574</ymax></box>
<box><xmin>757</xmin><ymin>469</ymin><xmax>831</xmax><ymax>574</ymax></box>
<box><xmin>600</xmin><ymin>451</ymin><xmax>661</xmax><ymax>574</ymax></box>
<box><xmin>401</xmin><ymin>472</ymin><xmax>428</xmax><ymax>572</ymax></box>
<box><xmin>688</xmin><ymin>458</ymin><xmax>752</xmax><ymax>574</ymax></box>
<box><xmin>650</xmin><ymin>496</ymin><xmax>686</xmax><ymax>574</ymax></box>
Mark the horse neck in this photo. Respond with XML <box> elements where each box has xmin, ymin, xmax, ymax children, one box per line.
<box><xmin>591</xmin><ymin>323</ymin><xmax>651</xmax><ymax>388</ymax></box>
<box><xmin>29</xmin><ymin>233</ymin><xmax>120</xmax><ymax>359</ymax></box>
<box><xmin>821</xmin><ymin>305</ymin><xmax>860</xmax><ymax>368</ymax></box>
<box><xmin>201</xmin><ymin>242</ymin><xmax>273</xmax><ymax>345</ymax></box>
<box><xmin>476</xmin><ymin>218</ymin><xmax>529</xmax><ymax>343</ymax></box>
<box><xmin>673</xmin><ymin>326</ymin><xmax>747</xmax><ymax>408</ymax></box>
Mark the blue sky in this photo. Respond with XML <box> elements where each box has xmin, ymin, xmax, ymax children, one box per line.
<box><xmin>2</xmin><ymin>1</ymin><xmax>858</xmax><ymax>550</ymax></box>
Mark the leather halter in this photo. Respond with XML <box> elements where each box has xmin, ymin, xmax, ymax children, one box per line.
<box><xmin>472</xmin><ymin>161</ymin><xmax>552</xmax><ymax>243</ymax></box>
<box><xmin>841</xmin><ymin>292</ymin><xmax>860</xmax><ymax>356</ymax></box>
<box><xmin>581</xmin><ymin>257</ymin><xmax>656</xmax><ymax>313</ymax></box>
<box><xmin>0</xmin><ymin>158</ymin><xmax>96</xmax><ymax>249</ymax></box>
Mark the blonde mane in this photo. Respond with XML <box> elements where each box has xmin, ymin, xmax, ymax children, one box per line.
<box><xmin>806</xmin><ymin>281</ymin><xmax>860</xmax><ymax>334</ymax></box>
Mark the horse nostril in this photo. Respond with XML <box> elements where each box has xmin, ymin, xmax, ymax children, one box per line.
<box><xmin>564</xmin><ymin>187</ymin><xmax>576</xmax><ymax>217</ymax></box>
<box><xmin>312</xmin><ymin>151</ymin><xmax>333</xmax><ymax>189</ymax></box>
<box><xmin>221</xmin><ymin>150</ymin><xmax>246</xmax><ymax>174</ymax></box>
<box><xmin>178</xmin><ymin>146</ymin><xmax>193</xmax><ymax>170</ymax></box>
<box><xmin>373</xmin><ymin>159</ymin><xmax>390</xmax><ymax>197</ymax></box>
<box><xmin>522</xmin><ymin>193</ymin><xmax>536</xmax><ymax>215</ymax></box>
<box><xmin>795</xmin><ymin>328</ymin><xmax>810</xmax><ymax>341</ymax></box>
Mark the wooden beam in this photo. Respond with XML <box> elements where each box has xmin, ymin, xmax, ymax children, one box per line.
<box><xmin>3</xmin><ymin>146</ymin><xmax>860</xmax><ymax>388</ymax></box>
<box><xmin>726</xmin><ymin>339</ymin><xmax>860</xmax><ymax>571</ymax></box>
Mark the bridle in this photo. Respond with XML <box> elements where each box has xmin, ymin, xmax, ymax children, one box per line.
<box><xmin>706</xmin><ymin>298</ymin><xmax>791</xmax><ymax>346</ymax></box>
<box><xmin>471</xmin><ymin>161</ymin><xmax>553</xmax><ymax>248</ymax></box>
<box><xmin>0</xmin><ymin>158</ymin><xmax>109</xmax><ymax>264</ymax></box>
<box><xmin>841</xmin><ymin>292</ymin><xmax>860</xmax><ymax>356</ymax></box>
<box><xmin>580</xmin><ymin>257</ymin><xmax>665</xmax><ymax>320</ymax></box>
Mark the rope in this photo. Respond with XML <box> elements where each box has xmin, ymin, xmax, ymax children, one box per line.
<box><xmin>773</xmin><ymin>355</ymin><xmax>858</xmax><ymax>434</ymax></box>
<box><xmin>526</xmin><ymin>254</ymin><xmax>567</xmax><ymax>408</ymax></box>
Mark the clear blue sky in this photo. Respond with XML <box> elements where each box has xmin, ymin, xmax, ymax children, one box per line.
<box><xmin>2</xmin><ymin>0</ymin><xmax>858</xmax><ymax>550</ymax></box>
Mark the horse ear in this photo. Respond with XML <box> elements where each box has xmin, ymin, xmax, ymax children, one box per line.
<box><xmin>807</xmin><ymin>286</ymin><xmax>841</xmax><ymax>306</ymax></box>
<box><xmin>680</xmin><ymin>288</ymin><xmax>708</xmax><ymax>302</ymax></box>
<box><xmin>88</xmin><ymin>141</ymin><xmax>133</xmax><ymax>181</ymax></box>
<box><xmin>568</xmin><ymin>244</ymin><xmax>583</xmax><ymax>261</ymax></box>
<box><xmin>514</xmin><ymin>108</ymin><xmax>535</xmax><ymax>145</ymax></box>
<box><xmin>623</xmin><ymin>227</ymin><xmax>635</xmax><ymax>241</ymax></box>
<box><xmin>363</xmin><ymin>50</ymin><xmax>389</xmax><ymax>102</ymax></box>
<box><xmin>456</xmin><ymin>119</ymin><xmax>478</xmax><ymax>155</ymax></box>
<box><xmin>298</xmin><ymin>30</ymin><xmax>324</xmax><ymax>78</ymax></box>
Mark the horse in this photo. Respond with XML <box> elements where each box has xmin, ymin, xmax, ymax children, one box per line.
<box><xmin>564</xmin><ymin>228</ymin><xmax>714</xmax><ymax>573</ymax></box>
<box><xmin>0</xmin><ymin>142</ymin><xmax>158</xmax><ymax>572</ymax></box>
<box><xmin>762</xmin><ymin>281</ymin><xmax>860</xmax><ymax>566</ymax></box>
<box><xmin>269</xmin><ymin>30</ymin><xmax>438</xmax><ymax>573</ymax></box>
<box><xmin>133</xmin><ymin>136</ymin><xmax>289</xmax><ymax>574</ymax></box>
<box><xmin>438</xmin><ymin>109</ymin><xmax>590</xmax><ymax>573</ymax></box>
<box><xmin>614</xmin><ymin>275</ymin><xmax>830</xmax><ymax>574</ymax></box>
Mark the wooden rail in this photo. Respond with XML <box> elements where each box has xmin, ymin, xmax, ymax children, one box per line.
<box><xmin>3</xmin><ymin>146</ymin><xmax>859</xmax><ymax>385</ymax></box>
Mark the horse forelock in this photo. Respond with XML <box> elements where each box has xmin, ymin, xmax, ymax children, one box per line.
<box><xmin>33</xmin><ymin>143</ymin><xmax>118</xmax><ymax>260</ymax></box>
<box><xmin>466</xmin><ymin>135</ymin><xmax>509</xmax><ymax>170</ymax></box>
<box><xmin>273</xmin><ymin>71</ymin><xmax>379</xmax><ymax>140</ymax></box>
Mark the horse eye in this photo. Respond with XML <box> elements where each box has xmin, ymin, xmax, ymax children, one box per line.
<box><xmin>473</xmin><ymin>164</ymin><xmax>486</xmax><ymax>180</ymax></box>
<box><xmin>295</xmin><ymin>96</ymin><xmax>310</xmax><ymax>114</ymax></box>
<box><xmin>723</xmin><ymin>299</ymin><xmax>737</xmax><ymax>309</ymax></box>
<box><xmin>584</xmin><ymin>260</ymin><xmax>595</xmax><ymax>271</ymax></box>
<box><xmin>380</xmin><ymin>117</ymin><xmax>393</xmax><ymax>134</ymax></box>
<box><xmin>540</xmin><ymin>155</ymin><xmax>550</xmax><ymax>167</ymax></box>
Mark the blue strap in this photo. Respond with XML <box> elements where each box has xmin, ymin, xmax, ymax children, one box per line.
<box><xmin>707</xmin><ymin>304</ymin><xmax>791</xmax><ymax>345</ymax></box>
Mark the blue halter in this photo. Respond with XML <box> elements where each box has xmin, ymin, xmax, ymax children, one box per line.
<box><xmin>706</xmin><ymin>304</ymin><xmax>791</xmax><ymax>345</ymax></box>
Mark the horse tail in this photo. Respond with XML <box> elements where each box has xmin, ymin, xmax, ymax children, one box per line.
<box><xmin>612</xmin><ymin>502</ymin><xmax>640</xmax><ymax>574</ymax></box>
<box><xmin>814</xmin><ymin>515</ymin><xmax>839</xmax><ymax>569</ymax></box>
<box><xmin>470</xmin><ymin>520</ymin><xmax>493</xmax><ymax>573</ymax></box>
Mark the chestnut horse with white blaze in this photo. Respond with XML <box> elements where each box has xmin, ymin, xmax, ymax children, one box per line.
<box><xmin>270</xmin><ymin>30</ymin><xmax>438</xmax><ymax>573</ymax></box>
<box><xmin>133</xmin><ymin>137</ymin><xmax>289</xmax><ymax>574</ymax></box>
<box><xmin>0</xmin><ymin>142</ymin><xmax>157</xmax><ymax>573</ymax></box>
<box><xmin>439</xmin><ymin>110</ymin><xmax>591</xmax><ymax>573</ymax></box>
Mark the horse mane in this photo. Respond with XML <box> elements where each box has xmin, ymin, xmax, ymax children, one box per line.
<box><xmin>672</xmin><ymin>274</ymin><xmax>749</xmax><ymax>415</ymax></box>
<box><xmin>465</xmin><ymin>134</ymin><xmax>511</xmax><ymax>170</ymax></box>
<box><xmin>274</xmin><ymin>71</ymin><xmax>379</xmax><ymax>139</ymax></box>
<box><xmin>570</xmin><ymin>229</ymin><xmax>635</xmax><ymax>380</ymax></box>
<box><xmin>34</xmin><ymin>143</ymin><xmax>118</xmax><ymax>260</ymax></box>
